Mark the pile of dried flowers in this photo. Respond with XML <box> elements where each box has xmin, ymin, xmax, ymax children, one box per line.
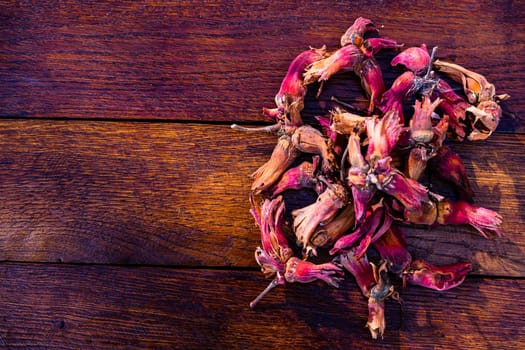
<box><xmin>232</xmin><ymin>17</ymin><xmax>509</xmax><ymax>339</ymax></box>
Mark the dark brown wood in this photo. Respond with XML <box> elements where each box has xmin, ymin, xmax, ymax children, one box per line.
<box><xmin>0</xmin><ymin>1</ymin><xmax>523</xmax><ymax>348</ymax></box>
<box><xmin>0</xmin><ymin>264</ymin><xmax>522</xmax><ymax>350</ymax></box>
<box><xmin>0</xmin><ymin>120</ymin><xmax>522</xmax><ymax>276</ymax></box>
<box><xmin>0</xmin><ymin>1</ymin><xmax>522</xmax><ymax>131</ymax></box>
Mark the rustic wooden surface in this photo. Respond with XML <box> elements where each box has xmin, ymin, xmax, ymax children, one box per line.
<box><xmin>0</xmin><ymin>1</ymin><xmax>524</xmax><ymax>349</ymax></box>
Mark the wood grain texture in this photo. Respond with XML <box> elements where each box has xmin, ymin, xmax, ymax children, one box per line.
<box><xmin>0</xmin><ymin>264</ymin><xmax>522</xmax><ymax>350</ymax></box>
<box><xmin>0</xmin><ymin>120</ymin><xmax>522</xmax><ymax>276</ymax></box>
<box><xmin>0</xmin><ymin>0</ymin><xmax>523</xmax><ymax>131</ymax></box>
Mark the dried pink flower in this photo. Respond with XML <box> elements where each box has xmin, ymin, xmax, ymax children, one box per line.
<box><xmin>358</xmin><ymin>58</ymin><xmax>385</xmax><ymax>114</ymax></box>
<box><xmin>378</xmin><ymin>71</ymin><xmax>416</xmax><ymax>123</ymax></box>
<box><xmin>436</xmin><ymin>200</ymin><xmax>502</xmax><ymax>238</ymax></box>
<box><xmin>251</xmin><ymin>135</ymin><xmax>300</xmax><ymax>194</ymax></box>
<box><xmin>303</xmin><ymin>45</ymin><xmax>364</xmax><ymax>85</ymax></box>
<box><xmin>339</xmin><ymin>248</ymin><xmax>375</xmax><ymax>297</ymax></box>
<box><xmin>340</xmin><ymin>17</ymin><xmax>377</xmax><ymax>47</ymax></box>
<box><xmin>292</xmin><ymin>125</ymin><xmax>338</xmax><ymax>173</ymax></box>
<box><xmin>267</xmin><ymin>159</ymin><xmax>318</xmax><ymax>197</ymax></box>
<box><xmin>366</xmin><ymin>110</ymin><xmax>402</xmax><ymax>163</ymax></box>
<box><xmin>250</xmin><ymin>196</ymin><xmax>293</xmax><ymax>308</ymax></box>
<box><xmin>284</xmin><ymin>257</ymin><xmax>344</xmax><ymax>287</ymax></box>
<box><xmin>403</xmin><ymin>259</ymin><xmax>472</xmax><ymax>291</ymax></box>
<box><xmin>361</xmin><ymin>37</ymin><xmax>404</xmax><ymax>57</ymax></box>
<box><xmin>391</xmin><ymin>44</ymin><xmax>430</xmax><ymax>74</ymax></box>
<box><xmin>293</xmin><ymin>182</ymin><xmax>348</xmax><ymax>255</ymax></box>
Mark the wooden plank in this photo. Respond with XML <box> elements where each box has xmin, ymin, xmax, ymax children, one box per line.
<box><xmin>0</xmin><ymin>1</ymin><xmax>522</xmax><ymax>130</ymax></box>
<box><xmin>0</xmin><ymin>264</ymin><xmax>522</xmax><ymax>349</ymax></box>
<box><xmin>0</xmin><ymin>120</ymin><xmax>522</xmax><ymax>276</ymax></box>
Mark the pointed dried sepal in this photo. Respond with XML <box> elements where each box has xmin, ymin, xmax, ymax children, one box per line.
<box><xmin>372</xmin><ymin>226</ymin><xmax>412</xmax><ymax>275</ymax></box>
<box><xmin>340</xmin><ymin>17</ymin><xmax>377</xmax><ymax>47</ymax></box>
<box><xmin>339</xmin><ymin>249</ymin><xmax>375</xmax><ymax>297</ymax></box>
<box><xmin>251</xmin><ymin>135</ymin><xmax>300</xmax><ymax>194</ymax></box>
<box><xmin>303</xmin><ymin>45</ymin><xmax>364</xmax><ymax>85</ymax></box>
<box><xmin>284</xmin><ymin>257</ymin><xmax>344</xmax><ymax>287</ymax></box>
<box><xmin>436</xmin><ymin>200</ymin><xmax>502</xmax><ymax>237</ymax></box>
<box><xmin>358</xmin><ymin>58</ymin><xmax>386</xmax><ymax>114</ymax></box>
<box><xmin>403</xmin><ymin>259</ymin><xmax>472</xmax><ymax>291</ymax></box>
<box><xmin>267</xmin><ymin>160</ymin><xmax>317</xmax><ymax>197</ymax></box>
<box><xmin>292</xmin><ymin>182</ymin><xmax>348</xmax><ymax>252</ymax></box>
<box><xmin>391</xmin><ymin>44</ymin><xmax>430</xmax><ymax>74</ymax></box>
<box><xmin>292</xmin><ymin>125</ymin><xmax>338</xmax><ymax>173</ymax></box>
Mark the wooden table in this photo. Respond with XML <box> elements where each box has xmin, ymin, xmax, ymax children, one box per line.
<box><xmin>0</xmin><ymin>1</ymin><xmax>523</xmax><ymax>349</ymax></box>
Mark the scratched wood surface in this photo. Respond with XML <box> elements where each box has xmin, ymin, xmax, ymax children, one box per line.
<box><xmin>0</xmin><ymin>1</ymin><xmax>524</xmax><ymax>349</ymax></box>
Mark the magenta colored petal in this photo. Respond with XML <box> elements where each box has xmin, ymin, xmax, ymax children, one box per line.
<box><xmin>404</xmin><ymin>259</ymin><xmax>472</xmax><ymax>291</ymax></box>
<box><xmin>372</xmin><ymin>226</ymin><xmax>412</xmax><ymax>274</ymax></box>
<box><xmin>339</xmin><ymin>249</ymin><xmax>375</xmax><ymax>297</ymax></box>
<box><xmin>363</xmin><ymin>37</ymin><xmax>403</xmax><ymax>57</ymax></box>
<box><xmin>437</xmin><ymin>200</ymin><xmax>502</xmax><ymax>237</ymax></box>
<box><xmin>391</xmin><ymin>44</ymin><xmax>429</xmax><ymax>74</ymax></box>
<box><xmin>284</xmin><ymin>257</ymin><xmax>344</xmax><ymax>288</ymax></box>
<box><xmin>381</xmin><ymin>170</ymin><xmax>428</xmax><ymax>211</ymax></box>
<box><xmin>352</xmin><ymin>185</ymin><xmax>376</xmax><ymax>223</ymax></box>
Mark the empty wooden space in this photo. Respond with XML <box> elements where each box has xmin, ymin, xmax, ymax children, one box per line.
<box><xmin>0</xmin><ymin>1</ymin><xmax>523</xmax><ymax>349</ymax></box>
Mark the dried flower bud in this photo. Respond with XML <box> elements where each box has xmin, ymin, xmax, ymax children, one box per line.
<box><xmin>293</xmin><ymin>182</ymin><xmax>348</xmax><ymax>254</ymax></box>
<box><xmin>251</xmin><ymin>135</ymin><xmax>300</xmax><ymax>194</ymax></box>
<box><xmin>330</xmin><ymin>108</ymin><xmax>371</xmax><ymax>135</ymax></box>
<box><xmin>267</xmin><ymin>160</ymin><xmax>318</xmax><ymax>197</ymax></box>
<box><xmin>284</xmin><ymin>257</ymin><xmax>344</xmax><ymax>287</ymax></box>
<box><xmin>304</xmin><ymin>45</ymin><xmax>364</xmax><ymax>85</ymax></box>
<box><xmin>436</xmin><ymin>200</ymin><xmax>502</xmax><ymax>237</ymax></box>
<box><xmin>292</xmin><ymin>125</ymin><xmax>338</xmax><ymax>173</ymax></box>
<box><xmin>391</xmin><ymin>44</ymin><xmax>430</xmax><ymax>74</ymax></box>
<box><xmin>340</xmin><ymin>17</ymin><xmax>376</xmax><ymax>47</ymax></box>
<box><xmin>361</xmin><ymin>37</ymin><xmax>404</xmax><ymax>57</ymax></box>
<box><xmin>366</xmin><ymin>110</ymin><xmax>402</xmax><ymax>163</ymax></box>
<box><xmin>410</xmin><ymin>96</ymin><xmax>442</xmax><ymax>143</ymax></box>
<box><xmin>358</xmin><ymin>58</ymin><xmax>386</xmax><ymax>114</ymax></box>
<box><xmin>276</xmin><ymin>46</ymin><xmax>327</xmax><ymax>106</ymax></box>
<box><xmin>379</xmin><ymin>71</ymin><xmax>416</xmax><ymax>123</ymax></box>
<box><xmin>403</xmin><ymin>259</ymin><xmax>472</xmax><ymax>291</ymax></box>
